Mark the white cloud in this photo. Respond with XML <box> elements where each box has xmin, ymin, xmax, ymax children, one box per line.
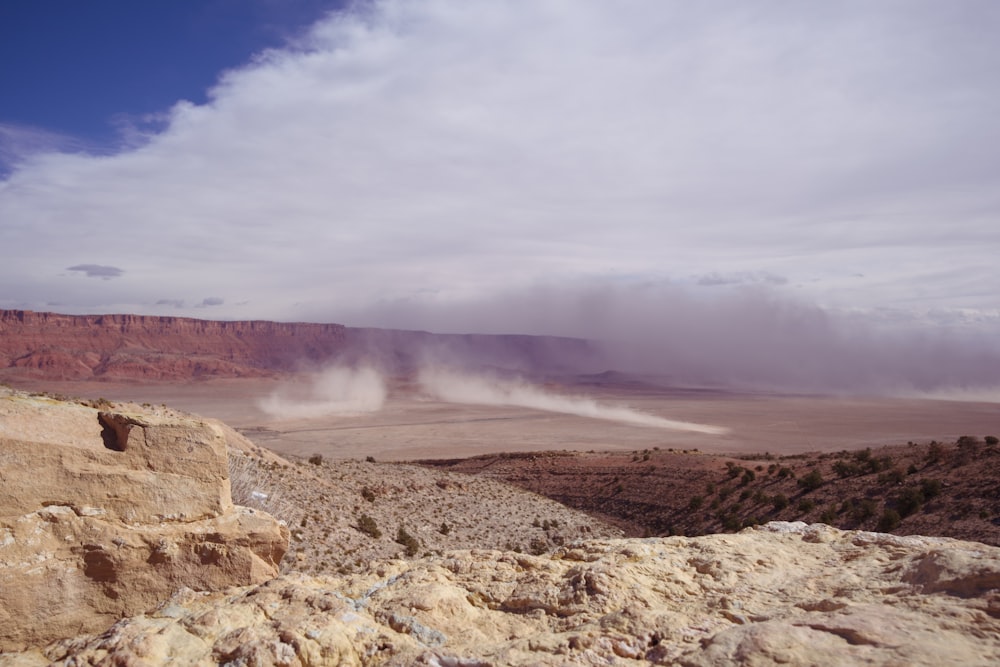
<box><xmin>1</xmin><ymin>0</ymin><xmax>998</xmax><ymax>330</ymax></box>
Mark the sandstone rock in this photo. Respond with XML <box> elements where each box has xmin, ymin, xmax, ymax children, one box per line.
<box><xmin>0</xmin><ymin>389</ymin><xmax>289</xmax><ymax>651</ymax></box>
<box><xmin>17</xmin><ymin>522</ymin><xmax>1000</xmax><ymax>666</ymax></box>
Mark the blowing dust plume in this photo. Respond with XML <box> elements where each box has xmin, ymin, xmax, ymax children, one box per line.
<box><xmin>418</xmin><ymin>367</ymin><xmax>729</xmax><ymax>434</ymax></box>
<box><xmin>258</xmin><ymin>366</ymin><xmax>386</xmax><ymax>418</ymax></box>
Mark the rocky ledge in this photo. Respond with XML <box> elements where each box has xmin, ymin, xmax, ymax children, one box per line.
<box><xmin>6</xmin><ymin>523</ymin><xmax>1000</xmax><ymax>666</ymax></box>
<box><xmin>0</xmin><ymin>389</ymin><xmax>289</xmax><ymax>651</ymax></box>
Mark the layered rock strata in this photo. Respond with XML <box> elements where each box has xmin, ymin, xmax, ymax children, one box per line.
<box><xmin>9</xmin><ymin>523</ymin><xmax>1000</xmax><ymax>666</ymax></box>
<box><xmin>0</xmin><ymin>309</ymin><xmax>595</xmax><ymax>381</ymax></box>
<box><xmin>0</xmin><ymin>390</ymin><xmax>289</xmax><ymax>651</ymax></box>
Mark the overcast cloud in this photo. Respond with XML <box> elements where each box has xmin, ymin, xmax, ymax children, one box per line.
<box><xmin>1</xmin><ymin>0</ymin><xmax>998</xmax><ymax>391</ymax></box>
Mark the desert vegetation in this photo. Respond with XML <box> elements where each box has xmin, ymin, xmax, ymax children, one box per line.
<box><xmin>421</xmin><ymin>435</ymin><xmax>1000</xmax><ymax>546</ymax></box>
<box><xmin>227</xmin><ymin>451</ymin><xmax>623</xmax><ymax>574</ymax></box>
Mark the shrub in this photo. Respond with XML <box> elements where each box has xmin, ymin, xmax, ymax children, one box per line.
<box><xmin>877</xmin><ymin>509</ymin><xmax>901</xmax><ymax>532</ymax></box>
<box><xmin>797</xmin><ymin>469</ymin><xmax>824</xmax><ymax>492</ymax></box>
<box><xmin>895</xmin><ymin>486</ymin><xmax>924</xmax><ymax>517</ymax></box>
<box><xmin>721</xmin><ymin>514</ymin><xmax>741</xmax><ymax>531</ymax></box>
<box><xmin>926</xmin><ymin>441</ymin><xmax>944</xmax><ymax>463</ymax></box>
<box><xmin>833</xmin><ymin>460</ymin><xmax>861</xmax><ymax>478</ymax></box>
<box><xmin>740</xmin><ymin>469</ymin><xmax>756</xmax><ymax>486</ymax></box>
<box><xmin>688</xmin><ymin>495</ymin><xmax>704</xmax><ymax>510</ymax></box>
<box><xmin>529</xmin><ymin>538</ymin><xmax>549</xmax><ymax>555</ymax></box>
<box><xmin>438</xmin><ymin>522</ymin><xmax>451</xmax><ymax>535</ymax></box>
<box><xmin>365</xmin><ymin>455</ymin><xmax>377</xmax><ymax>463</ymax></box>
<box><xmin>771</xmin><ymin>494</ymin><xmax>789</xmax><ymax>511</ymax></box>
<box><xmin>395</xmin><ymin>526</ymin><xmax>420</xmax><ymax>557</ymax></box>
<box><xmin>777</xmin><ymin>467</ymin><xmax>793</xmax><ymax>479</ymax></box>
<box><xmin>798</xmin><ymin>499</ymin><xmax>815</xmax><ymax>513</ymax></box>
<box><xmin>308</xmin><ymin>454</ymin><xmax>324</xmax><ymax>465</ymax></box>
<box><xmin>878</xmin><ymin>468</ymin><xmax>905</xmax><ymax>485</ymax></box>
<box><xmin>920</xmin><ymin>478</ymin><xmax>942</xmax><ymax>499</ymax></box>
<box><xmin>356</xmin><ymin>514</ymin><xmax>381</xmax><ymax>539</ymax></box>
<box><xmin>985</xmin><ymin>435</ymin><xmax>998</xmax><ymax>446</ymax></box>
<box><xmin>852</xmin><ymin>499</ymin><xmax>877</xmax><ymax>521</ymax></box>
<box><xmin>361</xmin><ymin>486</ymin><xmax>376</xmax><ymax>502</ymax></box>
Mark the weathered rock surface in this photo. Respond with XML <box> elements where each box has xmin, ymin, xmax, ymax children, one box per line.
<box><xmin>0</xmin><ymin>389</ymin><xmax>289</xmax><ymax>651</ymax></box>
<box><xmin>7</xmin><ymin>523</ymin><xmax>999</xmax><ymax>666</ymax></box>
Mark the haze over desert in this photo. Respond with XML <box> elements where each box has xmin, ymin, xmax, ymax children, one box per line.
<box><xmin>17</xmin><ymin>373</ymin><xmax>997</xmax><ymax>462</ymax></box>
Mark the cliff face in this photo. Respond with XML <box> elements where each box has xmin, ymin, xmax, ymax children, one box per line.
<box><xmin>0</xmin><ymin>310</ymin><xmax>350</xmax><ymax>380</ymax></box>
<box><xmin>0</xmin><ymin>310</ymin><xmax>595</xmax><ymax>382</ymax></box>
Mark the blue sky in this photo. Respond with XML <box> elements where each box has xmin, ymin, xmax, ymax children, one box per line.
<box><xmin>1</xmin><ymin>0</ymin><xmax>999</xmax><ymax>391</ymax></box>
<box><xmin>0</xmin><ymin>1</ymin><xmax>342</xmax><ymax>155</ymax></box>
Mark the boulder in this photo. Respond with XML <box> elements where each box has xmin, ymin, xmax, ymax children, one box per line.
<box><xmin>0</xmin><ymin>389</ymin><xmax>288</xmax><ymax>651</ymax></box>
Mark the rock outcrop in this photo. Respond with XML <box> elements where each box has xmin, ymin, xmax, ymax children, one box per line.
<box><xmin>0</xmin><ymin>389</ymin><xmax>289</xmax><ymax>651</ymax></box>
<box><xmin>5</xmin><ymin>522</ymin><xmax>999</xmax><ymax>666</ymax></box>
<box><xmin>0</xmin><ymin>309</ymin><xmax>596</xmax><ymax>382</ymax></box>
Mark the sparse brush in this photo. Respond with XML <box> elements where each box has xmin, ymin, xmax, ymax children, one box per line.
<box><xmin>227</xmin><ymin>453</ymin><xmax>300</xmax><ymax>527</ymax></box>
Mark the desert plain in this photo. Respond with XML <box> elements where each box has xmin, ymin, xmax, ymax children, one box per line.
<box><xmin>18</xmin><ymin>375</ymin><xmax>999</xmax><ymax>462</ymax></box>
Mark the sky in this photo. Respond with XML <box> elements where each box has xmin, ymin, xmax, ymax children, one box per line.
<box><xmin>1</xmin><ymin>1</ymin><xmax>999</xmax><ymax>392</ymax></box>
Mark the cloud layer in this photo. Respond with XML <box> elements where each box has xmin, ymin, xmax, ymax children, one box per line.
<box><xmin>1</xmin><ymin>1</ymin><xmax>998</xmax><ymax>395</ymax></box>
<box><xmin>2</xmin><ymin>0</ymin><xmax>998</xmax><ymax>322</ymax></box>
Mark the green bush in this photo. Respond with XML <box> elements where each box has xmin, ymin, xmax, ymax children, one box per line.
<box><xmin>878</xmin><ymin>468</ymin><xmax>905</xmax><ymax>485</ymax></box>
<box><xmin>771</xmin><ymin>494</ymin><xmax>789</xmax><ymax>511</ymax></box>
<box><xmin>797</xmin><ymin>469</ymin><xmax>824</xmax><ymax>492</ymax></box>
<box><xmin>920</xmin><ymin>478</ymin><xmax>942</xmax><ymax>499</ymax></box>
<box><xmin>833</xmin><ymin>460</ymin><xmax>862</xmax><ymax>478</ymax></box>
<box><xmin>895</xmin><ymin>486</ymin><xmax>924</xmax><ymax>517</ymax></box>
<box><xmin>877</xmin><ymin>509</ymin><xmax>901</xmax><ymax>532</ymax></box>
<box><xmin>356</xmin><ymin>514</ymin><xmax>381</xmax><ymax>539</ymax></box>
<box><xmin>395</xmin><ymin>526</ymin><xmax>420</xmax><ymax>557</ymax></box>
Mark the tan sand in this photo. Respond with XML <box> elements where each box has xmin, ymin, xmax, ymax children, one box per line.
<box><xmin>14</xmin><ymin>377</ymin><xmax>997</xmax><ymax>461</ymax></box>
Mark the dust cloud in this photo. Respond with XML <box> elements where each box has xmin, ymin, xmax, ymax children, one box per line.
<box><xmin>345</xmin><ymin>281</ymin><xmax>1000</xmax><ymax>396</ymax></box>
<box><xmin>418</xmin><ymin>366</ymin><xmax>729</xmax><ymax>434</ymax></box>
<box><xmin>258</xmin><ymin>366</ymin><xmax>386</xmax><ymax>418</ymax></box>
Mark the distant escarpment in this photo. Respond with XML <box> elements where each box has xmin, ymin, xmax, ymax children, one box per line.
<box><xmin>0</xmin><ymin>309</ymin><xmax>595</xmax><ymax>382</ymax></box>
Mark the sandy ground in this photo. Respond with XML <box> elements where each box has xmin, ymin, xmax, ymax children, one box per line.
<box><xmin>15</xmin><ymin>377</ymin><xmax>998</xmax><ymax>461</ymax></box>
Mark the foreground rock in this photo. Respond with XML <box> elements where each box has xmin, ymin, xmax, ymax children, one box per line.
<box><xmin>0</xmin><ymin>389</ymin><xmax>289</xmax><ymax>651</ymax></box>
<box><xmin>8</xmin><ymin>523</ymin><xmax>999</xmax><ymax>666</ymax></box>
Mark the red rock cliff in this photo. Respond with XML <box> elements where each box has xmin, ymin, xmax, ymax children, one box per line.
<box><xmin>0</xmin><ymin>310</ymin><xmax>349</xmax><ymax>380</ymax></box>
<box><xmin>0</xmin><ymin>310</ymin><xmax>597</xmax><ymax>382</ymax></box>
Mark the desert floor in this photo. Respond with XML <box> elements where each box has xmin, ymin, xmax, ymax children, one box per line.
<box><xmin>21</xmin><ymin>377</ymin><xmax>999</xmax><ymax>461</ymax></box>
